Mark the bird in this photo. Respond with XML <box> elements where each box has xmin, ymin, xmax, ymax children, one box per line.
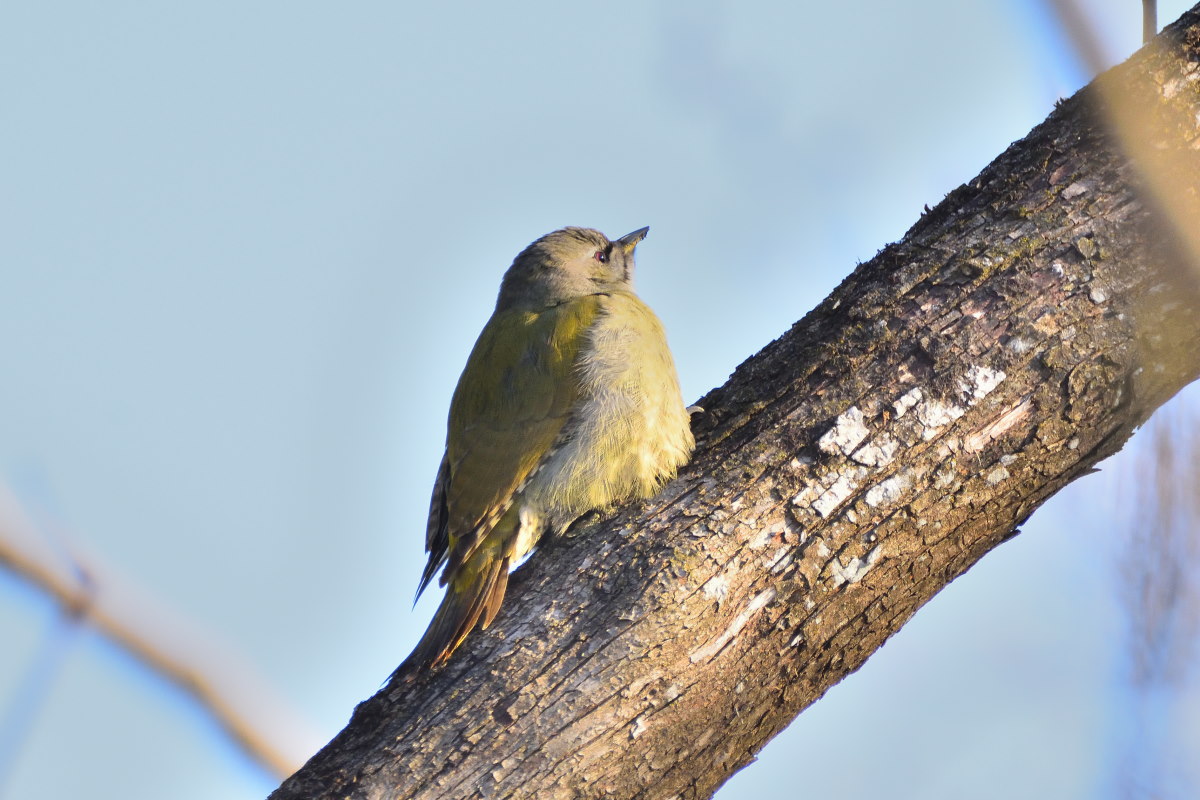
<box><xmin>400</xmin><ymin>226</ymin><xmax>694</xmax><ymax>673</ymax></box>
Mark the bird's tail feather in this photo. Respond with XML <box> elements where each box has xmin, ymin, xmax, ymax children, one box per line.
<box><xmin>393</xmin><ymin>555</ymin><xmax>511</xmax><ymax>679</ymax></box>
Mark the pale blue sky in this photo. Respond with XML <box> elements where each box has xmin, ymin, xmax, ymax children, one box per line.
<box><xmin>2</xmin><ymin>2</ymin><xmax>1197</xmax><ymax>799</ymax></box>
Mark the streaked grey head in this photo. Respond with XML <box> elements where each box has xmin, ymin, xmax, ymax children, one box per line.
<box><xmin>496</xmin><ymin>226</ymin><xmax>649</xmax><ymax>311</ymax></box>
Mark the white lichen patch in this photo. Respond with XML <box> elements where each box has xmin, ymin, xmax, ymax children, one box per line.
<box><xmin>958</xmin><ymin>365</ymin><xmax>1006</xmax><ymax>402</ymax></box>
<box><xmin>688</xmin><ymin>586</ymin><xmax>777</xmax><ymax>663</ymax></box>
<box><xmin>852</xmin><ymin>434</ymin><xmax>899</xmax><ymax>467</ymax></box>
<box><xmin>893</xmin><ymin>387</ymin><xmax>923</xmax><ymax>418</ymax></box>
<box><xmin>916</xmin><ymin>397</ymin><xmax>965</xmax><ymax>439</ymax></box>
<box><xmin>702</xmin><ymin>573</ymin><xmax>730</xmax><ymax>604</ymax></box>
<box><xmin>934</xmin><ymin>467</ymin><xmax>958</xmax><ymax>488</ymax></box>
<box><xmin>748</xmin><ymin>526</ymin><xmax>775</xmax><ymax>550</ymax></box>
<box><xmin>1062</xmin><ymin>180</ymin><xmax>1092</xmax><ymax>199</ymax></box>
<box><xmin>1089</xmin><ymin>286</ymin><xmax>1107</xmax><ymax>303</ymax></box>
<box><xmin>791</xmin><ymin>483</ymin><xmax>820</xmax><ymax>509</ymax></box>
<box><xmin>630</xmin><ymin>715</ymin><xmax>648</xmax><ymax>739</ymax></box>
<box><xmin>818</xmin><ymin>406</ymin><xmax>870</xmax><ymax>456</ymax></box>
<box><xmin>812</xmin><ymin>469</ymin><xmax>865</xmax><ymax>517</ymax></box>
<box><xmin>1161</xmin><ymin>67</ymin><xmax>1200</xmax><ymax>98</ymax></box>
<box><xmin>865</xmin><ymin>473</ymin><xmax>910</xmax><ymax>507</ymax></box>
<box><xmin>985</xmin><ymin>465</ymin><xmax>1010</xmax><ymax>485</ymax></box>
<box><xmin>1006</xmin><ymin>336</ymin><xmax>1034</xmax><ymax>355</ymax></box>
<box><xmin>830</xmin><ymin>544</ymin><xmax>883</xmax><ymax>586</ymax></box>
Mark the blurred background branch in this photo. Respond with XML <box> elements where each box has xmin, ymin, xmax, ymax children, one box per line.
<box><xmin>1046</xmin><ymin>0</ymin><xmax>1116</xmax><ymax>73</ymax></box>
<box><xmin>0</xmin><ymin>484</ymin><xmax>316</xmax><ymax>782</ymax></box>
<box><xmin>1044</xmin><ymin>2</ymin><xmax>1200</xmax><ymax>797</ymax></box>
<box><xmin>1115</xmin><ymin>411</ymin><xmax>1200</xmax><ymax>799</ymax></box>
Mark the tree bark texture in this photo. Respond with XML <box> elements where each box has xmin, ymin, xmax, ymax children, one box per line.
<box><xmin>273</xmin><ymin>9</ymin><xmax>1200</xmax><ymax>800</ymax></box>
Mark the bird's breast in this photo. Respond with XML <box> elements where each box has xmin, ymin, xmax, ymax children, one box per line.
<box><xmin>520</xmin><ymin>292</ymin><xmax>694</xmax><ymax>531</ymax></box>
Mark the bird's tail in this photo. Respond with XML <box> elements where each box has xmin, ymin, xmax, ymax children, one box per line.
<box><xmin>393</xmin><ymin>553</ymin><xmax>510</xmax><ymax>679</ymax></box>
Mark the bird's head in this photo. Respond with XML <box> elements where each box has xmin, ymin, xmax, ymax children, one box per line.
<box><xmin>496</xmin><ymin>226</ymin><xmax>649</xmax><ymax>311</ymax></box>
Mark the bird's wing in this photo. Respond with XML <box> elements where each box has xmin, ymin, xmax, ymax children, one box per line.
<box><xmin>428</xmin><ymin>295</ymin><xmax>604</xmax><ymax>586</ymax></box>
<box><xmin>416</xmin><ymin>452</ymin><xmax>451</xmax><ymax>598</ymax></box>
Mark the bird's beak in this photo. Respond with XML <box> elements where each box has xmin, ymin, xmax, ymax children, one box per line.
<box><xmin>616</xmin><ymin>226</ymin><xmax>649</xmax><ymax>254</ymax></box>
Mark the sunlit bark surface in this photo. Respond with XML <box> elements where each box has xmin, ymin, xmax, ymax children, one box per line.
<box><xmin>272</xmin><ymin>9</ymin><xmax>1200</xmax><ymax>800</ymax></box>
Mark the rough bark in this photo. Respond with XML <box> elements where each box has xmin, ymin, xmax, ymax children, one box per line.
<box><xmin>272</xmin><ymin>9</ymin><xmax>1200</xmax><ymax>800</ymax></box>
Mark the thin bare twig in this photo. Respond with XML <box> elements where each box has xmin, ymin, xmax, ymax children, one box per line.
<box><xmin>1044</xmin><ymin>0</ymin><xmax>1113</xmax><ymax>75</ymax></box>
<box><xmin>0</xmin><ymin>483</ymin><xmax>319</xmax><ymax>780</ymax></box>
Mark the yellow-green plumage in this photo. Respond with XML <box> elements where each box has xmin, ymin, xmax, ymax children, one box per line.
<box><xmin>404</xmin><ymin>226</ymin><xmax>693</xmax><ymax>671</ymax></box>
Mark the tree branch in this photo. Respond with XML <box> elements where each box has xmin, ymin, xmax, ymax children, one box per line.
<box><xmin>0</xmin><ymin>485</ymin><xmax>317</xmax><ymax>780</ymax></box>
<box><xmin>272</xmin><ymin>7</ymin><xmax>1200</xmax><ymax>799</ymax></box>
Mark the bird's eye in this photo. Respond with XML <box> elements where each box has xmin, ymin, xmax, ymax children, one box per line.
<box><xmin>594</xmin><ymin>250</ymin><xmax>608</xmax><ymax>264</ymax></box>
